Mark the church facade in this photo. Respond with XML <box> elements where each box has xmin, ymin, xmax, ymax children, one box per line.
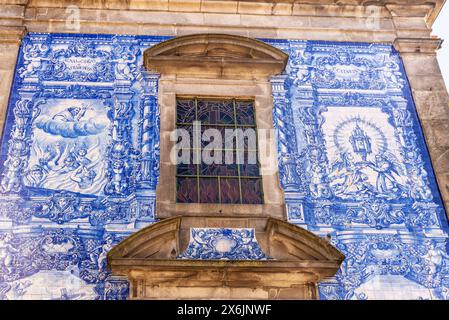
<box><xmin>0</xmin><ymin>0</ymin><xmax>449</xmax><ymax>300</ymax></box>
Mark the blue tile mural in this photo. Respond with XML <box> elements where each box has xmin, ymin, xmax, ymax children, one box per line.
<box><xmin>269</xmin><ymin>39</ymin><xmax>449</xmax><ymax>300</ymax></box>
<box><xmin>0</xmin><ymin>33</ymin><xmax>448</xmax><ymax>300</ymax></box>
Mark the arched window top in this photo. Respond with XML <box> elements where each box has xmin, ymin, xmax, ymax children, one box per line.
<box><xmin>143</xmin><ymin>33</ymin><xmax>288</xmax><ymax>79</ymax></box>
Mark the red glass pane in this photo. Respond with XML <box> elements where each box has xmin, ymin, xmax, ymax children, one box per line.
<box><xmin>220</xmin><ymin>178</ymin><xmax>241</xmax><ymax>204</ymax></box>
<box><xmin>199</xmin><ymin>178</ymin><xmax>219</xmax><ymax>203</ymax></box>
<box><xmin>177</xmin><ymin>177</ymin><xmax>198</xmax><ymax>203</ymax></box>
<box><xmin>241</xmin><ymin>178</ymin><xmax>263</xmax><ymax>204</ymax></box>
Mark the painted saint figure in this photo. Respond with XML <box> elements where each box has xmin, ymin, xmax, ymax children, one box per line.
<box><xmin>329</xmin><ymin>152</ymin><xmax>373</xmax><ymax>198</ymax></box>
<box><xmin>23</xmin><ymin>164</ymin><xmax>46</xmax><ymax>188</ymax></box>
<box><xmin>370</xmin><ymin>154</ymin><xmax>400</xmax><ymax>194</ymax></box>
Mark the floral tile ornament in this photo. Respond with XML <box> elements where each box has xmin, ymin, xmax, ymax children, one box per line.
<box><xmin>177</xmin><ymin>228</ymin><xmax>269</xmax><ymax>260</ymax></box>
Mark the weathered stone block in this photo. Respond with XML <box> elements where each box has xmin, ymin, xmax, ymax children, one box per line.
<box><xmin>238</xmin><ymin>1</ymin><xmax>273</xmax><ymax>15</ymax></box>
<box><xmin>200</xmin><ymin>0</ymin><xmax>238</xmax><ymax>14</ymax></box>
<box><xmin>168</xmin><ymin>0</ymin><xmax>201</xmax><ymax>12</ymax></box>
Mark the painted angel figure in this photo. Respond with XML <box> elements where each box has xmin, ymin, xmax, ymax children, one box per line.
<box><xmin>33</xmin><ymin>144</ymin><xmax>59</xmax><ymax>174</ymax></box>
<box><xmin>112</xmin><ymin>45</ymin><xmax>139</xmax><ymax>80</ymax></box>
<box><xmin>422</xmin><ymin>240</ymin><xmax>449</xmax><ymax>282</ymax></box>
<box><xmin>289</xmin><ymin>50</ymin><xmax>313</xmax><ymax>85</ymax></box>
<box><xmin>98</xmin><ymin>236</ymin><xmax>116</xmax><ymax>268</ymax></box>
<box><xmin>1</xmin><ymin>157</ymin><xmax>26</xmax><ymax>193</ymax></box>
<box><xmin>0</xmin><ymin>233</ymin><xmax>19</xmax><ymax>275</ymax></box>
<box><xmin>18</xmin><ymin>43</ymin><xmax>49</xmax><ymax>79</ymax></box>
<box><xmin>369</xmin><ymin>55</ymin><xmax>405</xmax><ymax>89</ymax></box>
<box><xmin>69</xmin><ymin>147</ymin><xmax>97</xmax><ymax>189</ymax></box>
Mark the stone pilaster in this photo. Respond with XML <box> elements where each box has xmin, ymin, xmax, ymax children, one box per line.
<box><xmin>394</xmin><ymin>38</ymin><xmax>449</xmax><ymax>215</ymax></box>
<box><xmin>0</xmin><ymin>1</ymin><xmax>27</xmax><ymax>135</ymax></box>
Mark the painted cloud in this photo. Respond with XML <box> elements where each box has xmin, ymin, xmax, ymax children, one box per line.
<box><xmin>35</xmin><ymin>115</ymin><xmax>107</xmax><ymax>138</ymax></box>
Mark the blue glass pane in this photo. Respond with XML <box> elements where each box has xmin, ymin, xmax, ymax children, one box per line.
<box><xmin>177</xmin><ymin>99</ymin><xmax>196</xmax><ymax>124</ymax></box>
<box><xmin>240</xmin><ymin>164</ymin><xmax>259</xmax><ymax>176</ymax></box>
<box><xmin>197</xmin><ymin>100</ymin><xmax>234</xmax><ymax>125</ymax></box>
<box><xmin>176</xmin><ymin>124</ymin><xmax>193</xmax><ymax>146</ymax></box>
<box><xmin>200</xmin><ymin>162</ymin><xmax>239</xmax><ymax>176</ymax></box>
<box><xmin>236</xmin><ymin>101</ymin><xmax>255</xmax><ymax>125</ymax></box>
<box><xmin>201</xmin><ymin>126</ymin><xmax>224</xmax><ymax>149</ymax></box>
<box><xmin>177</xmin><ymin>151</ymin><xmax>197</xmax><ymax>176</ymax></box>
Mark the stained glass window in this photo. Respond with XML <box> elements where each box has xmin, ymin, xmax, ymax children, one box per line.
<box><xmin>176</xmin><ymin>98</ymin><xmax>263</xmax><ymax>204</ymax></box>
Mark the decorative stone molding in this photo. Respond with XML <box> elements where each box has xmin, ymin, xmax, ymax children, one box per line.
<box><xmin>21</xmin><ymin>0</ymin><xmax>445</xmax><ymax>25</ymax></box>
<box><xmin>0</xmin><ymin>0</ymin><xmax>436</xmax><ymax>42</ymax></box>
<box><xmin>393</xmin><ymin>38</ymin><xmax>443</xmax><ymax>54</ymax></box>
<box><xmin>152</xmin><ymin>34</ymin><xmax>286</xmax><ymax>218</ymax></box>
<box><xmin>144</xmin><ymin>33</ymin><xmax>288</xmax><ymax>79</ymax></box>
<box><xmin>107</xmin><ymin>216</ymin><xmax>345</xmax><ymax>300</ymax></box>
<box><xmin>0</xmin><ymin>26</ymin><xmax>26</xmax><ymax>44</ymax></box>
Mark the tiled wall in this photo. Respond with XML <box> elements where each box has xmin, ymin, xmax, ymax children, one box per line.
<box><xmin>0</xmin><ymin>33</ymin><xmax>447</xmax><ymax>300</ymax></box>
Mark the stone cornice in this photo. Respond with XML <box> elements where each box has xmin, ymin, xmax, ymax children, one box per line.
<box><xmin>394</xmin><ymin>37</ymin><xmax>443</xmax><ymax>54</ymax></box>
<box><xmin>0</xmin><ymin>0</ymin><xmax>446</xmax><ymax>44</ymax></box>
<box><xmin>0</xmin><ymin>0</ymin><xmax>28</xmax><ymax>44</ymax></box>
<box><xmin>23</xmin><ymin>0</ymin><xmax>442</xmax><ymax>20</ymax></box>
<box><xmin>0</xmin><ymin>26</ymin><xmax>26</xmax><ymax>44</ymax></box>
<box><xmin>426</xmin><ymin>0</ymin><xmax>446</xmax><ymax>26</ymax></box>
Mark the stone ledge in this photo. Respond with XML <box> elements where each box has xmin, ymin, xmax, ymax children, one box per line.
<box><xmin>20</xmin><ymin>0</ymin><xmax>440</xmax><ymax>20</ymax></box>
<box><xmin>0</xmin><ymin>26</ymin><xmax>26</xmax><ymax>43</ymax></box>
<box><xmin>394</xmin><ymin>37</ymin><xmax>443</xmax><ymax>53</ymax></box>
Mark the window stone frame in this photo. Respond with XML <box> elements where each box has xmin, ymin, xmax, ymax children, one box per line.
<box><xmin>143</xmin><ymin>34</ymin><xmax>289</xmax><ymax>219</ymax></box>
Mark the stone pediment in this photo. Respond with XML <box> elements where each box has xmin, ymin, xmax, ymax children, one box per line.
<box><xmin>107</xmin><ymin>216</ymin><xmax>344</xmax><ymax>262</ymax></box>
<box><xmin>107</xmin><ymin>216</ymin><xmax>344</xmax><ymax>299</ymax></box>
<box><xmin>143</xmin><ymin>34</ymin><xmax>288</xmax><ymax>79</ymax></box>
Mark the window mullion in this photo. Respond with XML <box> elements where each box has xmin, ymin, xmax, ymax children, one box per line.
<box><xmin>233</xmin><ymin>99</ymin><xmax>243</xmax><ymax>204</ymax></box>
<box><xmin>195</xmin><ymin>98</ymin><xmax>201</xmax><ymax>203</ymax></box>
